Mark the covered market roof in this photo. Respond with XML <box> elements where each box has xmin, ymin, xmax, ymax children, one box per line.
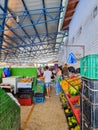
<box><xmin>0</xmin><ymin>0</ymin><xmax>65</xmax><ymax>63</ymax></box>
<box><xmin>0</xmin><ymin>0</ymin><xmax>80</xmax><ymax>64</ymax></box>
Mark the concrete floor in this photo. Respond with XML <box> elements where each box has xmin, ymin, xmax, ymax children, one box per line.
<box><xmin>21</xmin><ymin>86</ymin><xmax>68</xmax><ymax>130</ymax></box>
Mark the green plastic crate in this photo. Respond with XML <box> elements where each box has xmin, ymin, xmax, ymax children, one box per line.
<box><xmin>80</xmin><ymin>54</ymin><xmax>98</xmax><ymax>79</ymax></box>
<box><xmin>33</xmin><ymin>84</ymin><xmax>45</xmax><ymax>93</ymax></box>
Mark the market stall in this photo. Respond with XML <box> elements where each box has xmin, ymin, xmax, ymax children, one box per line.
<box><xmin>60</xmin><ymin>76</ymin><xmax>81</xmax><ymax>130</ymax></box>
<box><xmin>2</xmin><ymin>76</ymin><xmax>22</xmax><ymax>94</ymax></box>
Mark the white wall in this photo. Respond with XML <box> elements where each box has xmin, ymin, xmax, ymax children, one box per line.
<box><xmin>58</xmin><ymin>37</ymin><xmax>68</xmax><ymax>65</ymax></box>
<box><xmin>68</xmin><ymin>0</ymin><xmax>98</xmax><ymax>55</ymax></box>
<box><xmin>58</xmin><ymin>0</ymin><xmax>98</xmax><ymax>68</ymax></box>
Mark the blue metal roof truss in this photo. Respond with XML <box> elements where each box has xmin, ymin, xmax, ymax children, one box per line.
<box><xmin>0</xmin><ymin>0</ymin><xmax>64</xmax><ymax>62</ymax></box>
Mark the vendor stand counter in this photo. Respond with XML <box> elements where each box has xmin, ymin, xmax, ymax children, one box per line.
<box><xmin>0</xmin><ymin>84</ymin><xmax>14</xmax><ymax>93</ymax></box>
<box><xmin>17</xmin><ymin>81</ymin><xmax>33</xmax><ymax>89</ymax></box>
<box><xmin>2</xmin><ymin>76</ymin><xmax>22</xmax><ymax>94</ymax></box>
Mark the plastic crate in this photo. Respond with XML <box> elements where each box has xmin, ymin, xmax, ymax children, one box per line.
<box><xmin>18</xmin><ymin>88</ymin><xmax>32</xmax><ymax>92</ymax></box>
<box><xmin>82</xmin><ymin>77</ymin><xmax>98</xmax><ymax>103</ymax></box>
<box><xmin>81</xmin><ymin>119</ymin><xmax>98</xmax><ymax>130</ymax></box>
<box><xmin>17</xmin><ymin>92</ymin><xmax>33</xmax><ymax>98</ymax></box>
<box><xmin>33</xmin><ymin>84</ymin><xmax>45</xmax><ymax>93</ymax></box>
<box><xmin>67</xmin><ymin>95</ymin><xmax>80</xmax><ymax>124</ymax></box>
<box><xmin>80</xmin><ymin>54</ymin><xmax>98</xmax><ymax>79</ymax></box>
<box><xmin>34</xmin><ymin>92</ymin><xmax>45</xmax><ymax>97</ymax></box>
<box><xmin>81</xmin><ymin>96</ymin><xmax>98</xmax><ymax>129</ymax></box>
<box><xmin>69</xmin><ymin>95</ymin><xmax>80</xmax><ymax>104</ymax></box>
<box><xmin>81</xmin><ymin>119</ymin><xmax>90</xmax><ymax>130</ymax></box>
<box><xmin>18</xmin><ymin>98</ymin><xmax>32</xmax><ymax>106</ymax></box>
<box><xmin>33</xmin><ymin>97</ymin><xmax>44</xmax><ymax>103</ymax></box>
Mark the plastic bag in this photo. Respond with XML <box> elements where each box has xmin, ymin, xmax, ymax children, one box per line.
<box><xmin>67</xmin><ymin>52</ymin><xmax>77</xmax><ymax>64</ymax></box>
<box><xmin>3</xmin><ymin>68</ymin><xmax>11</xmax><ymax>77</ymax></box>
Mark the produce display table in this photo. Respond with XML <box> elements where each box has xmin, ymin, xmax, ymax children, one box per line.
<box><xmin>67</xmin><ymin>95</ymin><xmax>80</xmax><ymax>124</ymax></box>
<box><xmin>17</xmin><ymin>82</ymin><xmax>33</xmax><ymax>88</ymax></box>
<box><xmin>17</xmin><ymin>78</ymin><xmax>34</xmax><ymax>106</ymax></box>
<box><xmin>0</xmin><ymin>83</ymin><xmax>14</xmax><ymax>93</ymax></box>
<box><xmin>60</xmin><ymin>76</ymin><xmax>81</xmax><ymax>130</ymax></box>
<box><xmin>2</xmin><ymin>76</ymin><xmax>22</xmax><ymax>94</ymax></box>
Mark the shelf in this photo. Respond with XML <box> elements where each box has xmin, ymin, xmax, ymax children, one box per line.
<box><xmin>61</xmin><ymin>87</ymin><xmax>80</xmax><ymax>124</ymax></box>
<box><xmin>60</xmin><ymin>76</ymin><xmax>81</xmax><ymax>127</ymax></box>
<box><xmin>67</xmin><ymin>95</ymin><xmax>80</xmax><ymax>124</ymax></box>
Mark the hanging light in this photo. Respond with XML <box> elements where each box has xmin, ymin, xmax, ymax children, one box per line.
<box><xmin>30</xmin><ymin>37</ymin><xmax>33</xmax><ymax>40</ymax></box>
<box><xmin>16</xmin><ymin>16</ymin><xmax>19</xmax><ymax>23</ymax></box>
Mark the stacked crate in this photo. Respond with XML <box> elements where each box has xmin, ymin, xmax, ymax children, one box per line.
<box><xmin>33</xmin><ymin>82</ymin><xmax>45</xmax><ymax>103</ymax></box>
<box><xmin>80</xmin><ymin>54</ymin><xmax>98</xmax><ymax>130</ymax></box>
<box><xmin>17</xmin><ymin>82</ymin><xmax>33</xmax><ymax>106</ymax></box>
<box><xmin>0</xmin><ymin>88</ymin><xmax>20</xmax><ymax>130</ymax></box>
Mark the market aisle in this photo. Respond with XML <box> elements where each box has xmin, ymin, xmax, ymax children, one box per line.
<box><xmin>21</xmin><ymin>86</ymin><xmax>68</xmax><ymax>130</ymax></box>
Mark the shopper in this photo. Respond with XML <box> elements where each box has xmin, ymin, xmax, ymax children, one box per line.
<box><xmin>41</xmin><ymin>67</ymin><xmax>44</xmax><ymax>76</ymax></box>
<box><xmin>37</xmin><ymin>68</ymin><xmax>41</xmax><ymax>77</ymax></box>
<box><xmin>62</xmin><ymin>63</ymin><xmax>69</xmax><ymax>79</ymax></box>
<box><xmin>55</xmin><ymin>66</ymin><xmax>62</xmax><ymax>95</ymax></box>
<box><xmin>43</xmin><ymin>66</ymin><xmax>52</xmax><ymax>98</ymax></box>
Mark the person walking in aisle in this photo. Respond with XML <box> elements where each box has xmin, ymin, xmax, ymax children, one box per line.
<box><xmin>55</xmin><ymin>66</ymin><xmax>62</xmax><ymax>95</ymax></box>
<box><xmin>43</xmin><ymin>66</ymin><xmax>52</xmax><ymax>98</ymax></box>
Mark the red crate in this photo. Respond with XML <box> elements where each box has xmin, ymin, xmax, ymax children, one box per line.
<box><xmin>67</xmin><ymin>95</ymin><xmax>80</xmax><ymax>124</ymax></box>
<box><xmin>69</xmin><ymin>95</ymin><xmax>80</xmax><ymax>104</ymax></box>
<box><xmin>18</xmin><ymin>98</ymin><xmax>32</xmax><ymax>106</ymax></box>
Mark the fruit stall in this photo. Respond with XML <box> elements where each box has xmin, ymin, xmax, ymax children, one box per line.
<box><xmin>60</xmin><ymin>76</ymin><xmax>81</xmax><ymax>130</ymax></box>
<box><xmin>60</xmin><ymin>54</ymin><xmax>98</xmax><ymax>130</ymax></box>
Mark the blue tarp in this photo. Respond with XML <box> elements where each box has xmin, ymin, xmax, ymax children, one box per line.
<box><xmin>3</xmin><ymin>68</ymin><xmax>11</xmax><ymax>77</ymax></box>
<box><xmin>67</xmin><ymin>52</ymin><xmax>77</xmax><ymax>64</ymax></box>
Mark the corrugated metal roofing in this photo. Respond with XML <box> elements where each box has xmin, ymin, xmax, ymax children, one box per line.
<box><xmin>0</xmin><ymin>0</ymin><xmax>65</xmax><ymax>63</ymax></box>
